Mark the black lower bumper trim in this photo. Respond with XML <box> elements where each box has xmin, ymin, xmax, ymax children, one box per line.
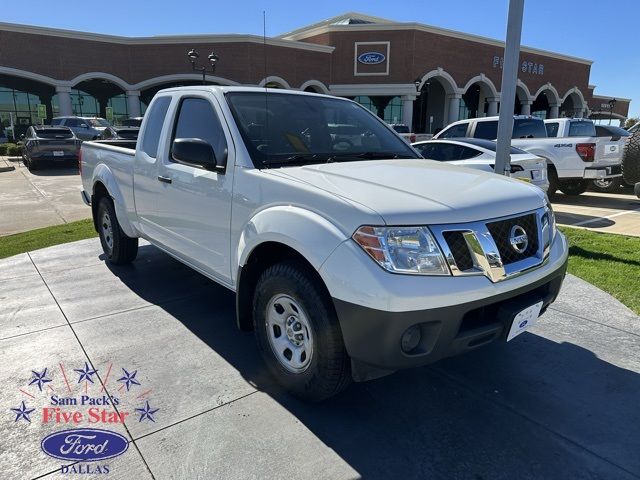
<box><xmin>333</xmin><ymin>258</ymin><xmax>567</xmax><ymax>375</ymax></box>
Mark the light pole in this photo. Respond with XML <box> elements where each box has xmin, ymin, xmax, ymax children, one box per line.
<box><xmin>608</xmin><ymin>98</ymin><xmax>617</xmax><ymax>126</ymax></box>
<box><xmin>187</xmin><ymin>49</ymin><xmax>219</xmax><ymax>85</ymax></box>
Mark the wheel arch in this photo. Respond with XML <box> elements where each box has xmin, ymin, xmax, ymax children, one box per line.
<box><xmin>90</xmin><ymin>165</ymin><xmax>137</xmax><ymax>237</ymax></box>
<box><xmin>236</xmin><ymin>241</ymin><xmax>333</xmax><ymax>332</ymax></box>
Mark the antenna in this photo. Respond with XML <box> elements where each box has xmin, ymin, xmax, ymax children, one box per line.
<box><xmin>263</xmin><ymin>11</ymin><xmax>269</xmax><ymax>163</ymax></box>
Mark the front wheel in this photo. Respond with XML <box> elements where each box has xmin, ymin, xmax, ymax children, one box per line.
<box><xmin>559</xmin><ymin>180</ymin><xmax>590</xmax><ymax>196</ymax></box>
<box><xmin>252</xmin><ymin>261</ymin><xmax>351</xmax><ymax>401</ymax></box>
<box><xmin>96</xmin><ymin>197</ymin><xmax>138</xmax><ymax>265</ymax></box>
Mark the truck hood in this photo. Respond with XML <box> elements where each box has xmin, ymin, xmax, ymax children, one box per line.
<box><xmin>270</xmin><ymin>159</ymin><xmax>545</xmax><ymax>225</ymax></box>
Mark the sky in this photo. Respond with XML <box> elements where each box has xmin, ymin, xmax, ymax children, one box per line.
<box><xmin>3</xmin><ymin>0</ymin><xmax>638</xmax><ymax>118</ymax></box>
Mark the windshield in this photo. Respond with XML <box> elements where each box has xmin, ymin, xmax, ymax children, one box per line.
<box><xmin>225</xmin><ymin>92</ymin><xmax>419</xmax><ymax>168</ymax></box>
<box><xmin>122</xmin><ymin>118</ymin><xmax>142</xmax><ymax>127</ymax></box>
<box><xmin>87</xmin><ymin>118</ymin><xmax>111</xmax><ymax>127</ymax></box>
<box><xmin>392</xmin><ymin>125</ymin><xmax>410</xmax><ymax>133</ymax></box>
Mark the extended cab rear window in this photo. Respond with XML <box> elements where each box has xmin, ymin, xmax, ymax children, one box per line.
<box><xmin>568</xmin><ymin>121</ymin><xmax>596</xmax><ymax>137</ymax></box>
<box><xmin>141</xmin><ymin>97</ymin><xmax>171</xmax><ymax>158</ymax></box>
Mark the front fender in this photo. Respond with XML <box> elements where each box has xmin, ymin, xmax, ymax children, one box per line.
<box><xmin>92</xmin><ymin>164</ymin><xmax>137</xmax><ymax>238</ymax></box>
<box><xmin>236</xmin><ymin>205</ymin><xmax>349</xmax><ymax>277</ymax></box>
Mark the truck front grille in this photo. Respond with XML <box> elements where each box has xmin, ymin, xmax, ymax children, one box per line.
<box><xmin>431</xmin><ymin>208</ymin><xmax>547</xmax><ymax>283</ymax></box>
<box><xmin>486</xmin><ymin>213</ymin><xmax>538</xmax><ymax>265</ymax></box>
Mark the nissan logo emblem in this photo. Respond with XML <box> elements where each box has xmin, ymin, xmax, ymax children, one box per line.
<box><xmin>509</xmin><ymin>225</ymin><xmax>529</xmax><ymax>254</ymax></box>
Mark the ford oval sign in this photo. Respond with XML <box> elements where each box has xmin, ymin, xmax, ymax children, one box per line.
<box><xmin>357</xmin><ymin>52</ymin><xmax>385</xmax><ymax>65</ymax></box>
<box><xmin>41</xmin><ymin>428</ymin><xmax>129</xmax><ymax>462</ymax></box>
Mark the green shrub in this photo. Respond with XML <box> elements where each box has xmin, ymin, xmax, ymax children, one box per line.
<box><xmin>0</xmin><ymin>144</ymin><xmax>7</xmax><ymax>156</ymax></box>
<box><xmin>6</xmin><ymin>144</ymin><xmax>22</xmax><ymax>157</ymax></box>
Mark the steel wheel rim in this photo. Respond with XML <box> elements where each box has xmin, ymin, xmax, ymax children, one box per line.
<box><xmin>265</xmin><ymin>294</ymin><xmax>314</xmax><ymax>373</ymax></box>
<box><xmin>594</xmin><ymin>178</ymin><xmax>613</xmax><ymax>188</ymax></box>
<box><xmin>101</xmin><ymin>211</ymin><xmax>114</xmax><ymax>252</ymax></box>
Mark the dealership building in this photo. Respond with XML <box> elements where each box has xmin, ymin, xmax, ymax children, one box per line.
<box><xmin>0</xmin><ymin>12</ymin><xmax>631</xmax><ymax>136</ymax></box>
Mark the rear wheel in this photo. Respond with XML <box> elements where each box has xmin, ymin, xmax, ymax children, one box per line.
<box><xmin>559</xmin><ymin>180</ymin><xmax>590</xmax><ymax>196</ymax></box>
<box><xmin>592</xmin><ymin>178</ymin><xmax>620</xmax><ymax>193</ymax></box>
<box><xmin>96</xmin><ymin>197</ymin><xmax>138</xmax><ymax>265</ymax></box>
<box><xmin>252</xmin><ymin>261</ymin><xmax>351</xmax><ymax>401</ymax></box>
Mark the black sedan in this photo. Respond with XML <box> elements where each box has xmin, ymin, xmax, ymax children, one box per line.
<box><xmin>100</xmin><ymin>126</ymin><xmax>140</xmax><ymax>140</ymax></box>
<box><xmin>21</xmin><ymin>126</ymin><xmax>80</xmax><ymax>171</ymax></box>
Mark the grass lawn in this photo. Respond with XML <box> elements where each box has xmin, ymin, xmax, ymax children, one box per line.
<box><xmin>561</xmin><ymin>227</ymin><xmax>640</xmax><ymax>315</ymax></box>
<box><xmin>0</xmin><ymin>220</ymin><xmax>637</xmax><ymax>315</ymax></box>
<box><xmin>0</xmin><ymin>219</ymin><xmax>97</xmax><ymax>260</ymax></box>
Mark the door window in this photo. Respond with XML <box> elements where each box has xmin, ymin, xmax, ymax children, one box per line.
<box><xmin>474</xmin><ymin>121</ymin><xmax>499</xmax><ymax>140</ymax></box>
<box><xmin>171</xmin><ymin>98</ymin><xmax>227</xmax><ymax>165</ymax></box>
<box><xmin>545</xmin><ymin>122</ymin><xmax>559</xmax><ymax>137</ymax></box>
<box><xmin>439</xmin><ymin>123</ymin><xmax>468</xmax><ymax>139</ymax></box>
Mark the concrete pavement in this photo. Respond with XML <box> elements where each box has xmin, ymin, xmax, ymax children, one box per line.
<box><xmin>1</xmin><ymin>238</ymin><xmax>639</xmax><ymax>479</ymax></box>
<box><xmin>554</xmin><ymin>190</ymin><xmax>640</xmax><ymax>237</ymax></box>
<box><xmin>0</xmin><ymin>156</ymin><xmax>88</xmax><ymax>236</ymax></box>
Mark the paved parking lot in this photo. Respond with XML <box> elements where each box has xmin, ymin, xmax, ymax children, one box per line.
<box><xmin>1</xmin><ymin>238</ymin><xmax>639</xmax><ymax>479</ymax></box>
<box><xmin>0</xmin><ymin>157</ymin><xmax>88</xmax><ymax>236</ymax></box>
<box><xmin>2</xmin><ymin>155</ymin><xmax>639</xmax><ymax>238</ymax></box>
<box><xmin>554</xmin><ymin>189</ymin><xmax>640</xmax><ymax>237</ymax></box>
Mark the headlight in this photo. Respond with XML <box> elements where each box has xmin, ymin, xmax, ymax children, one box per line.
<box><xmin>542</xmin><ymin>200</ymin><xmax>557</xmax><ymax>244</ymax></box>
<box><xmin>352</xmin><ymin>226</ymin><xmax>450</xmax><ymax>275</ymax></box>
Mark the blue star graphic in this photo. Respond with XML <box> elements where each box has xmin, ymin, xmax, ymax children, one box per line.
<box><xmin>29</xmin><ymin>368</ymin><xmax>52</xmax><ymax>392</ymax></box>
<box><xmin>74</xmin><ymin>362</ymin><xmax>98</xmax><ymax>384</ymax></box>
<box><xmin>135</xmin><ymin>401</ymin><xmax>159</xmax><ymax>423</ymax></box>
<box><xmin>117</xmin><ymin>368</ymin><xmax>141</xmax><ymax>391</ymax></box>
<box><xmin>10</xmin><ymin>401</ymin><xmax>35</xmax><ymax>423</ymax></box>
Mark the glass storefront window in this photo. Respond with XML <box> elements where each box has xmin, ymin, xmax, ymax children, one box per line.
<box><xmin>353</xmin><ymin>96</ymin><xmax>403</xmax><ymax>124</ymax></box>
<box><xmin>0</xmin><ymin>86</ymin><xmax>45</xmax><ymax>139</ymax></box>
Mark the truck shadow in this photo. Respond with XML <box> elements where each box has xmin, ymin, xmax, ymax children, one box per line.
<box><xmin>105</xmin><ymin>245</ymin><xmax>640</xmax><ymax>478</ymax></box>
<box><xmin>553</xmin><ymin>191</ymin><xmax>640</xmax><ymax>210</ymax></box>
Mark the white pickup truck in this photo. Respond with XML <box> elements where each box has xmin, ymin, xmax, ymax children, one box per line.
<box><xmin>434</xmin><ymin>115</ymin><xmax>622</xmax><ymax>197</ymax></box>
<box><xmin>80</xmin><ymin>87</ymin><xmax>568</xmax><ymax>400</ymax></box>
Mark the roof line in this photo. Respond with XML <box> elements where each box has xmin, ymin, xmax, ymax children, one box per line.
<box><xmin>0</xmin><ymin>22</ymin><xmax>334</xmax><ymax>53</ymax></box>
<box><xmin>279</xmin><ymin>16</ymin><xmax>593</xmax><ymax>65</ymax></box>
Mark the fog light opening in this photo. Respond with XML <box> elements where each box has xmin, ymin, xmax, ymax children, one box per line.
<box><xmin>401</xmin><ymin>325</ymin><xmax>421</xmax><ymax>353</ymax></box>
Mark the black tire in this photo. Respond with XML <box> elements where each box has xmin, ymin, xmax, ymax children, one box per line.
<box><xmin>622</xmin><ymin>130</ymin><xmax>640</xmax><ymax>186</ymax></box>
<box><xmin>96</xmin><ymin>197</ymin><xmax>138</xmax><ymax>265</ymax></box>
<box><xmin>559</xmin><ymin>180</ymin><xmax>590</xmax><ymax>196</ymax></box>
<box><xmin>591</xmin><ymin>178</ymin><xmax>620</xmax><ymax>193</ymax></box>
<box><xmin>252</xmin><ymin>261</ymin><xmax>351</xmax><ymax>401</ymax></box>
<box><xmin>547</xmin><ymin>164</ymin><xmax>558</xmax><ymax>199</ymax></box>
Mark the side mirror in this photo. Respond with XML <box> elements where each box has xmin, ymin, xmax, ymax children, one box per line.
<box><xmin>172</xmin><ymin>138</ymin><xmax>224</xmax><ymax>172</ymax></box>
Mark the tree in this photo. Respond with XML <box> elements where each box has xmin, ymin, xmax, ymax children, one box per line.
<box><xmin>625</xmin><ymin>117</ymin><xmax>639</xmax><ymax>129</ymax></box>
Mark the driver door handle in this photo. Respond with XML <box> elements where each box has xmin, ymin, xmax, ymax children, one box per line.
<box><xmin>157</xmin><ymin>175</ymin><xmax>172</xmax><ymax>184</ymax></box>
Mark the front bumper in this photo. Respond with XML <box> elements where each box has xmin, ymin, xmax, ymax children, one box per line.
<box><xmin>320</xmin><ymin>231</ymin><xmax>568</xmax><ymax>377</ymax></box>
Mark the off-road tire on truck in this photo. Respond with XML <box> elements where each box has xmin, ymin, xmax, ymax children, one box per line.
<box><xmin>559</xmin><ymin>179</ymin><xmax>590</xmax><ymax>196</ymax></box>
<box><xmin>252</xmin><ymin>261</ymin><xmax>351</xmax><ymax>401</ymax></box>
<box><xmin>96</xmin><ymin>197</ymin><xmax>138</xmax><ymax>265</ymax></box>
<box><xmin>622</xmin><ymin>129</ymin><xmax>640</xmax><ymax>187</ymax></box>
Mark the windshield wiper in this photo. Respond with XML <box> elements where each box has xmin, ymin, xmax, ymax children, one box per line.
<box><xmin>262</xmin><ymin>153</ymin><xmax>329</xmax><ymax>167</ymax></box>
<box><xmin>327</xmin><ymin>152</ymin><xmax>414</xmax><ymax>162</ymax></box>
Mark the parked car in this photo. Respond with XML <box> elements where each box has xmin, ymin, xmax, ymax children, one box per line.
<box><xmin>390</xmin><ymin>124</ymin><xmax>417</xmax><ymax>143</ymax></box>
<box><xmin>412</xmin><ymin>138</ymin><xmax>548</xmax><ymax>191</ymax></box>
<box><xmin>434</xmin><ymin>115</ymin><xmax>621</xmax><ymax>197</ymax></box>
<box><xmin>21</xmin><ymin>125</ymin><xmax>80</xmax><ymax>170</ymax></box>
<box><xmin>544</xmin><ymin>118</ymin><xmax>624</xmax><ymax>194</ymax></box>
<box><xmin>80</xmin><ymin>87</ymin><xmax>567</xmax><ymax>401</ymax></box>
<box><xmin>51</xmin><ymin>116</ymin><xmax>111</xmax><ymax>141</ymax></box>
<box><xmin>121</xmin><ymin>117</ymin><xmax>143</xmax><ymax>127</ymax></box>
<box><xmin>588</xmin><ymin>125</ymin><xmax>632</xmax><ymax>192</ymax></box>
<box><xmin>100</xmin><ymin>126</ymin><xmax>140</xmax><ymax>141</ymax></box>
